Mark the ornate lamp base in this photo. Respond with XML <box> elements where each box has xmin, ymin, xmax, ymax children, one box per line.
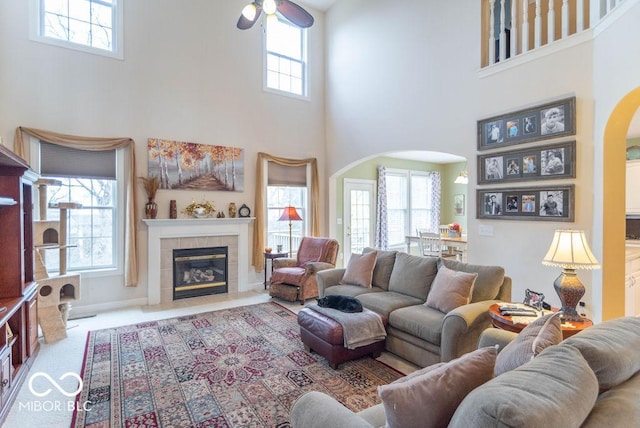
<box><xmin>554</xmin><ymin>269</ymin><xmax>585</xmax><ymax>322</ymax></box>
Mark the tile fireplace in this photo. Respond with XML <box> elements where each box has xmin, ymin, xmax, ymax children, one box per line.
<box><xmin>142</xmin><ymin>218</ymin><xmax>252</xmax><ymax>305</ymax></box>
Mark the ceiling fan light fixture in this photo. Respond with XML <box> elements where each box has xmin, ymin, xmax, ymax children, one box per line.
<box><xmin>241</xmin><ymin>2</ymin><xmax>258</xmax><ymax>20</ymax></box>
<box><xmin>263</xmin><ymin>0</ymin><xmax>277</xmax><ymax>15</ymax></box>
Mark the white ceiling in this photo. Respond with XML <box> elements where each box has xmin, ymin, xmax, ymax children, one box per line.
<box><xmin>299</xmin><ymin>0</ymin><xmax>337</xmax><ymax>12</ymax></box>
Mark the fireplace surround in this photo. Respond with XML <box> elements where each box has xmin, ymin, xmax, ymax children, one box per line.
<box><xmin>143</xmin><ymin>218</ymin><xmax>252</xmax><ymax>305</ymax></box>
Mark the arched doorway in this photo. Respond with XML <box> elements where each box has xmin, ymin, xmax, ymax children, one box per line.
<box><xmin>603</xmin><ymin>87</ymin><xmax>640</xmax><ymax>319</ymax></box>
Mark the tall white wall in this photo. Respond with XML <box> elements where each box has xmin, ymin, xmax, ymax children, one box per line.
<box><xmin>0</xmin><ymin>0</ymin><xmax>326</xmax><ymax>312</ymax></box>
<box><xmin>325</xmin><ymin>0</ymin><xmax>640</xmax><ymax>319</ymax></box>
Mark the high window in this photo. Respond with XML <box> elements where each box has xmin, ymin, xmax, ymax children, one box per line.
<box><xmin>30</xmin><ymin>0</ymin><xmax>123</xmax><ymax>59</ymax></box>
<box><xmin>264</xmin><ymin>15</ymin><xmax>307</xmax><ymax>98</ymax></box>
<box><xmin>386</xmin><ymin>169</ymin><xmax>436</xmax><ymax>247</ymax></box>
<box><xmin>38</xmin><ymin>142</ymin><xmax>122</xmax><ymax>274</ymax></box>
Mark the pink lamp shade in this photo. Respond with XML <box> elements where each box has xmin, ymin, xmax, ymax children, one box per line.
<box><xmin>278</xmin><ymin>206</ymin><xmax>303</xmax><ymax>222</ymax></box>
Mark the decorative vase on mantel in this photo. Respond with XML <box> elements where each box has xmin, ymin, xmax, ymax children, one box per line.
<box><xmin>145</xmin><ymin>198</ymin><xmax>158</xmax><ymax>219</ymax></box>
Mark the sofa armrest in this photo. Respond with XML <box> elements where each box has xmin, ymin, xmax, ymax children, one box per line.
<box><xmin>305</xmin><ymin>261</ymin><xmax>336</xmax><ymax>274</ymax></box>
<box><xmin>290</xmin><ymin>391</ymin><xmax>374</xmax><ymax>428</ymax></box>
<box><xmin>273</xmin><ymin>257</ymin><xmax>297</xmax><ymax>269</ymax></box>
<box><xmin>316</xmin><ymin>268</ymin><xmax>347</xmax><ymax>297</ymax></box>
<box><xmin>440</xmin><ymin>300</ymin><xmax>500</xmax><ymax>362</ymax></box>
<box><xmin>477</xmin><ymin>327</ymin><xmax>518</xmax><ymax>351</ymax></box>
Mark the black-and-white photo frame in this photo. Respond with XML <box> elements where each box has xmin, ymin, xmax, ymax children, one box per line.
<box><xmin>477</xmin><ymin>141</ymin><xmax>576</xmax><ymax>184</ymax></box>
<box><xmin>477</xmin><ymin>185</ymin><xmax>574</xmax><ymax>221</ymax></box>
<box><xmin>477</xmin><ymin>97</ymin><xmax>576</xmax><ymax>150</ymax></box>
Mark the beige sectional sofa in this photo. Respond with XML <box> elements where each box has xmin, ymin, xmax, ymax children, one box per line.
<box><xmin>291</xmin><ymin>316</ymin><xmax>640</xmax><ymax>428</ymax></box>
<box><xmin>316</xmin><ymin>248</ymin><xmax>511</xmax><ymax>366</ymax></box>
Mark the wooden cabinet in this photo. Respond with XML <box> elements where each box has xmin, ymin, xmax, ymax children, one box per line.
<box><xmin>626</xmin><ymin>160</ymin><xmax>640</xmax><ymax>214</ymax></box>
<box><xmin>0</xmin><ymin>145</ymin><xmax>39</xmax><ymax>422</ymax></box>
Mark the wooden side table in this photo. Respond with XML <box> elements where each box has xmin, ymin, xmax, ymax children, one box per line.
<box><xmin>264</xmin><ymin>252</ymin><xmax>288</xmax><ymax>289</ymax></box>
<box><xmin>488</xmin><ymin>303</ymin><xmax>593</xmax><ymax>339</ymax></box>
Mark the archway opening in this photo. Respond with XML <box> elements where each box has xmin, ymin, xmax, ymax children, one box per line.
<box><xmin>603</xmin><ymin>87</ymin><xmax>640</xmax><ymax>319</ymax></box>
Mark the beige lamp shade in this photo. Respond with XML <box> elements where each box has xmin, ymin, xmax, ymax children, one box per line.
<box><xmin>542</xmin><ymin>230</ymin><xmax>600</xmax><ymax>270</ymax></box>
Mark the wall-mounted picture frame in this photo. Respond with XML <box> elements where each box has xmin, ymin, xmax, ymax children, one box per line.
<box><xmin>477</xmin><ymin>96</ymin><xmax>576</xmax><ymax>151</ymax></box>
<box><xmin>476</xmin><ymin>185</ymin><xmax>574</xmax><ymax>221</ymax></box>
<box><xmin>454</xmin><ymin>194</ymin><xmax>465</xmax><ymax>216</ymax></box>
<box><xmin>477</xmin><ymin>141</ymin><xmax>576</xmax><ymax>184</ymax></box>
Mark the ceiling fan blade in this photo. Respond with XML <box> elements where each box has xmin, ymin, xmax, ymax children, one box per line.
<box><xmin>277</xmin><ymin>0</ymin><xmax>314</xmax><ymax>28</ymax></box>
<box><xmin>237</xmin><ymin>5</ymin><xmax>263</xmax><ymax>30</ymax></box>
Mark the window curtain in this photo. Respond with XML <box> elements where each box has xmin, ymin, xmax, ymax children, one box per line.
<box><xmin>375</xmin><ymin>165</ymin><xmax>388</xmax><ymax>250</ymax></box>
<box><xmin>13</xmin><ymin>126</ymin><xmax>138</xmax><ymax>287</ymax></box>
<box><xmin>430</xmin><ymin>171</ymin><xmax>441</xmax><ymax>233</ymax></box>
<box><xmin>253</xmin><ymin>152</ymin><xmax>319</xmax><ymax>272</ymax></box>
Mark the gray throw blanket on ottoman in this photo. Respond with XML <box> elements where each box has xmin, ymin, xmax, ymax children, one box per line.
<box><xmin>308</xmin><ymin>304</ymin><xmax>387</xmax><ymax>349</ymax></box>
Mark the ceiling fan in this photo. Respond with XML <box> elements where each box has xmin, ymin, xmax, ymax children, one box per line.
<box><xmin>237</xmin><ymin>0</ymin><xmax>314</xmax><ymax>30</ymax></box>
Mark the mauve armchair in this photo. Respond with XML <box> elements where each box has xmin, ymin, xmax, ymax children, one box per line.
<box><xmin>269</xmin><ymin>237</ymin><xmax>339</xmax><ymax>304</ymax></box>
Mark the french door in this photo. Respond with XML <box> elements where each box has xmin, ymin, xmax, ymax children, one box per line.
<box><xmin>343</xmin><ymin>179</ymin><xmax>376</xmax><ymax>265</ymax></box>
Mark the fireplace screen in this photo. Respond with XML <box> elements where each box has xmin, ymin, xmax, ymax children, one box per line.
<box><xmin>173</xmin><ymin>246</ymin><xmax>228</xmax><ymax>300</ymax></box>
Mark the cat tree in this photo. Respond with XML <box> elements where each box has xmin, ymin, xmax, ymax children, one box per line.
<box><xmin>34</xmin><ymin>179</ymin><xmax>81</xmax><ymax>343</ymax></box>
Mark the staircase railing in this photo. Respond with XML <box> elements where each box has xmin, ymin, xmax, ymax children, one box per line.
<box><xmin>482</xmin><ymin>0</ymin><xmax>627</xmax><ymax>68</ymax></box>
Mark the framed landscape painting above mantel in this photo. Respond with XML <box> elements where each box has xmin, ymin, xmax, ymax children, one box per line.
<box><xmin>477</xmin><ymin>96</ymin><xmax>576</xmax><ymax>151</ymax></box>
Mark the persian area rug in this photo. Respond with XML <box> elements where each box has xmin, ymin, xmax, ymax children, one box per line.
<box><xmin>71</xmin><ymin>302</ymin><xmax>402</xmax><ymax>427</ymax></box>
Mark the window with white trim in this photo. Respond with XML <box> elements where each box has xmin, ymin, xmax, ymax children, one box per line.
<box><xmin>386</xmin><ymin>169</ymin><xmax>436</xmax><ymax>247</ymax></box>
<box><xmin>30</xmin><ymin>0</ymin><xmax>123</xmax><ymax>59</ymax></box>
<box><xmin>38</xmin><ymin>142</ymin><xmax>123</xmax><ymax>274</ymax></box>
<box><xmin>266</xmin><ymin>162</ymin><xmax>309</xmax><ymax>255</ymax></box>
<box><xmin>264</xmin><ymin>15</ymin><xmax>307</xmax><ymax>97</ymax></box>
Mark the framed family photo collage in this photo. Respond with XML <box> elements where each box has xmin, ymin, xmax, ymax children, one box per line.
<box><xmin>475</xmin><ymin>96</ymin><xmax>577</xmax><ymax>222</ymax></box>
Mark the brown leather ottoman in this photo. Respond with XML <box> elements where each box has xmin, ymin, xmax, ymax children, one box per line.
<box><xmin>297</xmin><ymin>306</ymin><xmax>387</xmax><ymax>369</ymax></box>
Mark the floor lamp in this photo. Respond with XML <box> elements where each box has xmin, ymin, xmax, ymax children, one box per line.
<box><xmin>278</xmin><ymin>206</ymin><xmax>303</xmax><ymax>258</ymax></box>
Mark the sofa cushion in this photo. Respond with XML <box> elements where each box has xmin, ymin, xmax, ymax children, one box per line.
<box><xmin>441</xmin><ymin>258</ymin><xmax>505</xmax><ymax>302</ymax></box>
<box><xmin>425</xmin><ymin>263</ymin><xmax>477</xmax><ymax>313</ymax></box>
<box><xmin>494</xmin><ymin>311</ymin><xmax>563</xmax><ymax>376</ymax></box>
<box><xmin>357</xmin><ymin>291</ymin><xmax>424</xmax><ymax>319</ymax></box>
<box><xmin>363</xmin><ymin>247</ymin><xmax>397</xmax><ymax>290</ymax></box>
<box><xmin>378</xmin><ymin>347</ymin><xmax>496</xmax><ymax>428</ymax></box>
<box><xmin>388</xmin><ymin>252</ymin><xmax>438</xmax><ymax>300</ymax></box>
<box><xmin>449</xmin><ymin>345</ymin><xmax>599</xmax><ymax>428</ymax></box>
<box><xmin>340</xmin><ymin>251</ymin><xmax>377</xmax><ymax>288</ymax></box>
<box><xmin>388</xmin><ymin>304</ymin><xmax>446</xmax><ymax>345</ymax></box>
<box><xmin>325</xmin><ymin>284</ymin><xmax>384</xmax><ymax>297</ymax></box>
<box><xmin>563</xmin><ymin>316</ymin><xmax>640</xmax><ymax>390</ymax></box>
<box><xmin>581</xmin><ymin>371</ymin><xmax>640</xmax><ymax>428</ymax></box>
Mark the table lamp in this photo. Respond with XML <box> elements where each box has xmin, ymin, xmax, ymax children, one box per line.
<box><xmin>278</xmin><ymin>206</ymin><xmax>303</xmax><ymax>257</ymax></box>
<box><xmin>542</xmin><ymin>230</ymin><xmax>600</xmax><ymax>322</ymax></box>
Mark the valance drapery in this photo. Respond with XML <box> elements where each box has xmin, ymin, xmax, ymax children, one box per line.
<box><xmin>14</xmin><ymin>126</ymin><xmax>139</xmax><ymax>287</ymax></box>
<box><xmin>252</xmin><ymin>152</ymin><xmax>319</xmax><ymax>272</ymax></box>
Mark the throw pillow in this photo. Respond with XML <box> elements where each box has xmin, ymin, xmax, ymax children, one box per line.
<box><xmin>378</xmin><ymin>347</ymin><xmax>497</xmax><ymax>428</ymax></box>
<box><xmin>339</xmin><ymin>251</ymin><xmax>378</xmax><ymax>288</ymax></box>
<box><xmin>425</xmin><ymin>263</ymin><xmax>478</xmax><ymax>313</ymax></box>
<box><xmin>494</xmin><ymin>311</ymin><xmax>563</xmax><ymax>376</ymax></box>
<box><xmin>363</xmin><ymin>247</ymin><xmax>397</xmax><ymax>290</ymax></box>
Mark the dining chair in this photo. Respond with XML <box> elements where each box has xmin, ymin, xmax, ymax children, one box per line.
<box><xmin>418</xmin><ymin>232</ymin><xmax>457</xmax><ymax>259</ymax></box>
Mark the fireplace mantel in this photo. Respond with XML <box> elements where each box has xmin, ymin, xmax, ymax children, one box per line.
<box><xmin>143</xmin><ymin>218</ymin><xmax>253</xmax><ymax>305</ymax></box>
